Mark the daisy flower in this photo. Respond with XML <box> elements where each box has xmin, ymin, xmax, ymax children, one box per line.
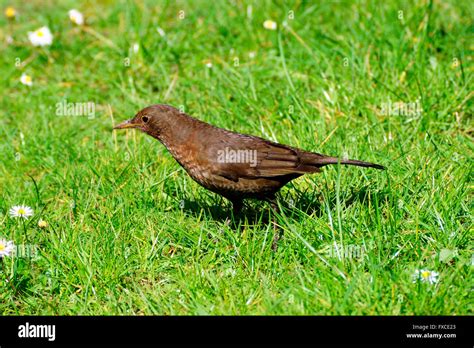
<box><xmin>4</xmin><ymin>6</ymin><xmax>16</xmax><ymax>19</ymax></box>
<box><xmin>205</xmin><ymin>61</ymin><xmax>212</xmax><ymax>68</ymax></box>
<box><xmin>38</xmin><ymin>219</ymin><xmax>48</xmax><ymax>228</ymax></box>
<box><xmin>263</xmin><ymin>20</ymin><xmax>277</xmax><ymax>30</ymax></box>
<box><xmin>412</xmin><ymin>269</ymin><xmax>439</xmax><ymax>284</ymax></box>
<box><xmin>248</xmin><ymin>51</ymin><xmax>256</xmax><ymax>59</ymax></box>
<box><xmin>20</xmin><ymin>73</ymin><xmax>33</xmax><ymax>86</ymax></box>
<box><xmin>132</xmin><ymin>43</ymin><xmax>139</xmax><ymax>54</ymax></box>
<box><xmin>68</xmin><ymin>9</ymin><xmax>84</xmax><ymax>25</ymax></box>
<box><xmin>9</xmin><ymin>205</ymin><xmax>34</xmax><ymax>219</ymax></box>
<box><xmin>28</xmin><ymin>26</ymin><xmax>53</xmax><ymax>47</ymax></box>
<box><xmin>0</xmin><ymin>239</ymin><xmax>15</xmax><ymax>258</ymax></box>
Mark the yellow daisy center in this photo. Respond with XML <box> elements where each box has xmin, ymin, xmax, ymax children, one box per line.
<box><xmin>37</xmin><ymin>30</ymin><xmax>44</xmax><ymax>37</ymax></box>
<box><xmin>421</xmin><ymin>271</ymin><xmax>430</xmax><ymax>279</ymax></box>
<box><xmin>18</xmin><ymin>208</ymin><xmax>26</xmax><ymax>215</ymax></box>
<box><xmin>24</xmin><ymin>76</ymin><xmax>31</xmax><ymax>83</ymax></box>
<box><xmin>0</xmin><ymin>243</ymin><xmax>5</xmax><ymax>251</ymax></box>
<box><xmin>5</xmin><ymin>7</ymin><xmax>16</xmax><ymax>18</ymax></box>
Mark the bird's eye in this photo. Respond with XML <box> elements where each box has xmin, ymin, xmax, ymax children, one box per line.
<box><xmin>142</xmin><ymin>116</ymin><xmax>149</xmax><ymax>123</ymax></box>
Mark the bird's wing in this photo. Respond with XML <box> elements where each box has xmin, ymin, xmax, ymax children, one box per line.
<box><xmin>207</xmin><ymin>133</ymin><xmax>323</xmax><ymax>181</ymax></box>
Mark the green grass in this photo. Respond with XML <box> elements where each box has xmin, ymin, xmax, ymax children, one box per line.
<box><xmin>0</xmin><ymin>0</ymin><xmax>472</xmax><ymax>315</ymax></box>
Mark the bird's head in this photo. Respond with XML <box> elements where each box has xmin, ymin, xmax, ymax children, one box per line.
<box><xmin>113</xmin><ymin>104</ymin><xmax>179</xmax><ymax>136</ymax></box>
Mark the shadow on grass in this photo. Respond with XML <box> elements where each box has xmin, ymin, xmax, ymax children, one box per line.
<box><xmin>177</xmin><ymin>184</ymin><xmax>389</xmax><ymax>228</ymax></box>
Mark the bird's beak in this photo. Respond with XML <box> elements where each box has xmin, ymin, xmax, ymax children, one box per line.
<box><xmin>113</xmin><ymin>119</ymin><xmax>141</xmax><ymax>130</ymax></box>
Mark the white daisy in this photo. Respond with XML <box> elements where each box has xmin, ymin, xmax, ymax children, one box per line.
<box><xmin>132</xmin><ymin>43</ymin><xmax>139</xmax><ymax>53</ymax></box>
<box><xmin>68</xmin><ymin>9</ymin><xmax>84</xmax><ymax>25</ymax></box>
<box><xmin>38</xmin><ymin>219</ymin><xmax>48</xmax><ymax>228</ymax></box>
<box><xmin>0</xmin><ymin>239</ymin><xmax>15</xmax><ymax>258</ymax></box>
<box><xmin>28</xmin><ymin>26</ymin><xmax>53</xmax><ymax>47</ymax></box>
<box><xmin>205</xmin><ymin>61</ymin><xmax>212</xmax><ymax>68</ymax></box>
<box><xmin>20</xmin><ymin>73</ymin><xmax>33</xmax><ymax>86</ymax></box>
<box><xmin>263</xmin><ymin>20</ymin><xmax>277</xmax><ymax>30</ymax></box>
<box><xmin>9</xmin><ymin>205</ymin><xmax>34</xmax><ymax>219</ymax></box>
<box><xmin>412</xmin><ymin>269</ymin><xmax>439</xmax><ymax>284</ymax></box>
<box><xmin>248</xmin><ymin>51</ymin><xmax>256</xmax><ymax>59</ymax></box>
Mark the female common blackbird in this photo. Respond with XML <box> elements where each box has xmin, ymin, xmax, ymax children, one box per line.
<box><xmin>114</xmin><ymin>104</ymin><xmax>385</xmax><ymax>248</ymax></box>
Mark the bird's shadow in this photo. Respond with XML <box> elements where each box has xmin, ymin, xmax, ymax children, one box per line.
<box><xmin>177</xmin><ymin>184</ymin><xmax>389</xmax><ymax>227</ymax></box>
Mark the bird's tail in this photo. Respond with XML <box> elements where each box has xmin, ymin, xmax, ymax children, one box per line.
<box><xmin>300</xmin><ymin>151</ymin><xmax>385</xmax><ymax>170</ymax></box>
<box><xmin>317</xmin><ymin>156</ymin><xmax>385</xmax><ymax>170</ymax></box>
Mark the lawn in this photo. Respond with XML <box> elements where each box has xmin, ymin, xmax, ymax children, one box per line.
<box><xmin>0</xmin><ymin>0</ymin><xmax>472</xmax><ymax>315</ymax></box>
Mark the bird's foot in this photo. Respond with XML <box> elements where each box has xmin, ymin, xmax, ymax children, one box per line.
<box><xmin>271</xmin><ymin>219</ymin><xmax>283</xmax><ymax>251</ymax></box>
<box><xmin>268</xmin><ymin>198</ymin><xmax>283</xmax><ymax>251</ymax></box>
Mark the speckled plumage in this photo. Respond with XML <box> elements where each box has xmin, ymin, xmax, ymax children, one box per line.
<box><xmin>114</xmin><ymin>104</ymin><xmax>385</xmax><ymax>211</ymax></box>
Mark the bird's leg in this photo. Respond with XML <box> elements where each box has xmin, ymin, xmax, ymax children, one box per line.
<box><xmin>223</xmin><ymin>198</ymin><xmax>243</xmax><ymax>228</ymax></box>
<box><xmin>231</xmin><ymin>199</ymin><xmax>243</xmax><ymax>217</ymax></box>
<box><xmin>267</xmin><ymin>197</ymin><xmax>283</xmax><ymax>251</ymax></box>
<box><xmin>216</xmin><ymin>199</ymin><xmax>243</xmax><ymax>243</ymax></box>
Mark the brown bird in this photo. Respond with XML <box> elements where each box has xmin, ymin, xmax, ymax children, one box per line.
<box><xmin>114</xmin><ymin>104</ymin><xmax>385</xmax><ymax>249</ymax></box>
